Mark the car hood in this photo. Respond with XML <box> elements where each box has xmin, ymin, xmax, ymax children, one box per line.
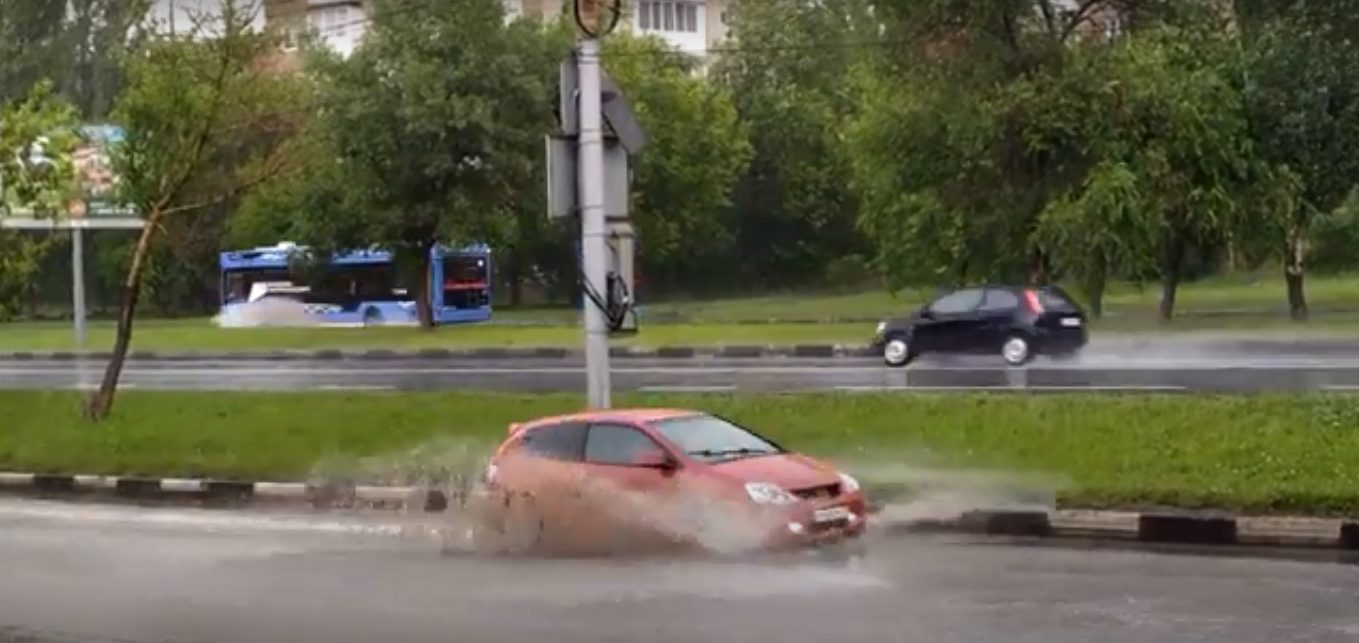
<box><xmin>707</xmin><ymin>453</ymin><xmax>841</xmax><ymax>490</ymax></box>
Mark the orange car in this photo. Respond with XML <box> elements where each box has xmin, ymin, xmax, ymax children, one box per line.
<box><xmin>465</xmin><ymin>408</ymin><xmax>870</xmax><ymax>559</ymax></box>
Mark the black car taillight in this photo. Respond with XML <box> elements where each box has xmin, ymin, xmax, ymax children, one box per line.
<box><xmin>1023</xmin><ymin>290</ymin><xmax>1044</xmax><ymax>314</ymax></box>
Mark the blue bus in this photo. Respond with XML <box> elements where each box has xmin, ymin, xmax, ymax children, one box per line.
<box><xmin>218</xmin><ymin>242</ymin><xmax>492</xmax><ymax>326</ymax></box>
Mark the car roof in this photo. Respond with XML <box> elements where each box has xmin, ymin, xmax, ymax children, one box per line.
<box><xmin>518</xmin><ymin>408</ymin><xmax>703</xmax><ymax>430</ymax></box>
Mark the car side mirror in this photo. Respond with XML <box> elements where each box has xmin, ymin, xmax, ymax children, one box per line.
<box><xmin>918</xmin><ymin>307</ymin><xmax>933</xmax><ymax>319</ymax></box>
<box><xmin>634</xmin><ymin>450</ymin><xmax>677</xmax><ymax>470</ymax></box>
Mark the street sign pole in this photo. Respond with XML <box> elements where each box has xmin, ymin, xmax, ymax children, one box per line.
<box><xmin>577</xmin><ymin>36</ymin><xmax>612</xmax><ymax>409</ymax></box>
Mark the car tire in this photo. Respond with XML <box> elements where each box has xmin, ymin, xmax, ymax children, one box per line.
<box><xmin>362</xmin><ymin>307</ymin><xmax>382</xmax><ymax>327</ymax></box>
<box><xmin>1001</xmin><ymin>335</ymin><xmax>1032</xmax><ymax>366</ymax></box>
<box><xmin>473</xmin><ymin>492</ymin><xmax>542</xmax><ymax>556</ymax></box>
<box><xmin>882</xmin><ymin>337</ymin><xmax>914</xmax><ymax>368</ymax></box>
<box><xmin>816</xmin><ymin>538</ymin><xmax>868</xmax><ymax>568</ymax></box>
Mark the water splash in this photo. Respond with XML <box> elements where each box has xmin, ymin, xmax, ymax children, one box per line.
<box><xmin>212</xmin><ymin>300</ymin><xmax>325</xmax><ymax>328</ymax></box>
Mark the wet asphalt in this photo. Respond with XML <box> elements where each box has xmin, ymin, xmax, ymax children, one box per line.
<box><xmin>0</xmin><ymin>499</ymin><xmax>1355</xmax><ymax>643</ymax></box>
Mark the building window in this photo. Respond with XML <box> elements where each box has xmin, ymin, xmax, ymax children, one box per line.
<box><xmin>637</xmin><ymin>1</ymin><xmax>699</xmax><ymax>33</ymax></box>
<box><xmin>309</xmin><ymin>4</ymin><xmax>358</xmax><ymax>40</ymax></box>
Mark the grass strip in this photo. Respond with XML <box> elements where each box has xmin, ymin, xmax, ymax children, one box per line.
<box><xmin>5</xmin><ymin>313</ymin><xmax>1359</xmax><ymax>354</ymax></box>
<box><xmin>2</xmin><ymin>391</ymin><xmax>1356</xmax><ymax>516</ymax></box>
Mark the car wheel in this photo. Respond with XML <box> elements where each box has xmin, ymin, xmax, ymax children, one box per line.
<box><xmin>815</xmin><ymin>538</ymin><xmax>868</xmax><ymax>568</ymax></box>
<box><xmin>882</xmin><ymin>337</ymin><xmax>914</xmax><ymax>368</ymax></box>
<box><xmin>473</xmin><ymin>492</ymin><xmax>542</xmax><ymax>556</ymax></box>
<box><xmin>1001</xmin><ymin>335</ymin><xmax>1032</xmax><ymax>366</ymax></box>
<box><xmin>362</xmin><ymin>307</ymin><xmax>382</xmax><ymax>327</ymax></box>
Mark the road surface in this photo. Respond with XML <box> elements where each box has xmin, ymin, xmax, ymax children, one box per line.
<box><xmin>0</xmin><ymin>499</ymin><xmax>1354</xmax><ymax>643</ymax></box>
<box><xmin>5</xmin><ymin>356</ymin><xmax>1359</xmax><ymax>392</ymax></box>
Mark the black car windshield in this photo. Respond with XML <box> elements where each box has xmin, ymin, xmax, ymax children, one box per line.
<box><xmin>651</xmin><ymin>414</ymin><xmax>784</xmax><ymax>463</ymax></box>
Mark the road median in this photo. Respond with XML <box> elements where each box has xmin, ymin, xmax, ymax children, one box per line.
<box><xmin>4</xmin><ymin>390</ymin><xmax>1357</xmax><ymax>514</ymax></box>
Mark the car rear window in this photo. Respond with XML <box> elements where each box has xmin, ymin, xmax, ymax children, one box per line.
<box><xmin>1038</xmin><ymin>287</ymin><xmax>1080</xmax><ymax>312</ymax></box>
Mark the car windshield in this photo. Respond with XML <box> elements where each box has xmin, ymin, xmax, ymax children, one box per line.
<box><xmin>650</xmin><ymin>414</ymin><xmax>784</xmax><ymax>463</ymax></box>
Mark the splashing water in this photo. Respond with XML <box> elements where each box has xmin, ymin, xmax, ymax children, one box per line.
<box><xmin>305</xmin><ymin>438</ymin><xmax>1067</xmax><ymax>557</ymax></box>
<box><xmin>212</xmin><ymin>300</ymin><xmax>325</xmax><ymax>328</ymax></box>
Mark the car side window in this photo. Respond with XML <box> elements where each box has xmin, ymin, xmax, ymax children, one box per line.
<box><xmin>518</xmin><ymin>422</ymin><xmax>587</xmax><ymax>462</ymax></box>
<box><xmin>584</xmin><ymin>424</ymin><xmax>663</xmax><ymax>466</ymax></box>
<box><xmin>928</xmin><ymin>288</ymin><xmax>984</xmax><ymax>314</ymax></box>
<box><xmin>979</xmin><ymin>289</ymin><xmax>1020</xmax><ymax>312</ymax></box>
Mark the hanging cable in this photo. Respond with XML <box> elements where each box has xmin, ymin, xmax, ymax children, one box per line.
<box><xmin>578</xmin><ymin>264</ymin><xmax>636</xmax><ymax>333</ymax></box>
<box><xmin>571</xmin><ymin>0</ymin><xmax>624</xmax><ymax>39</ymax></box>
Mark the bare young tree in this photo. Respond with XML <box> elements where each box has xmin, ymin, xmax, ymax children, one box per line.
<box><xmin>83</xmin><ymin>0</ymin><xmax>312</xmax><ymax>420</ymax></box>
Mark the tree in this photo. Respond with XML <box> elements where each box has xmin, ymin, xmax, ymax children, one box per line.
<box><xmin>602</xmin><ymin>34</ymin><xmax>750</xmax><ymax>293</ymax></box>
<box><xmin>83</xmin><ymin>0</ymin><xmax>313</xmax><ymax>420</ymax></box>
<box><xmin>1029</xmin><ymin>23</ymin><xmax>1277</xmax><ymax>318</ymax></box>
<box><xmin>850</xmin><ymin>0</ymin><xmax>1266</xmax><ymax>318</ymax></box>
<box><xmin>1240</xmin><ymin>7</ymin><xmax>1359</xmax><ymax>319</ymax></box>
<box><xmin>712</xmin><ymin>0</ymin><xmax>873</xmax><ymax>290</ymax></box>
<box><xmin>0</xmin><ymin>1</ymin><xmax>70</xmax><ymax>102</ymax></box>
<box><xmin>293</xmin><ymin>0</ymin><xmax>563</xmax><ymax>327</ymax></box>
<box><xmin>0</xmin><ymin>83</ymin><xmax>80</xmax><ymax>319</ymax></box>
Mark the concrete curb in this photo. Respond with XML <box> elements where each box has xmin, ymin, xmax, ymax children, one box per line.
<box><xmin>0</xmin><ymin>344</ymin><xmax>880</xmax><ymax>362</ymax></box>
<box><xmin>2</xmin><ymin>472</ymin><xmax>1355</xmax><ymax>550</ymax></box>
<box><xmin>890</xmin><ymin>508</ymin><xmax>1359</xmax><ymax>550</ymax></box>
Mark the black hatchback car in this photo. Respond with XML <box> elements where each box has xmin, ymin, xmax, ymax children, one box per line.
<box><xmin>871</xmin><ymin>285</ymin><xmax>1088</xmax><ymax>367</ymax></box>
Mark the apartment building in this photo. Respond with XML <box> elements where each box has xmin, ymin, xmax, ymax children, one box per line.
<box><xmin>261</xmin><ymin>0</ymin><xmax>730</xmax><ymax>59</ymax></box>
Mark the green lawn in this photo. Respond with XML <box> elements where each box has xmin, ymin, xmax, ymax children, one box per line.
<box><xmin>4</xmin><ymin>313</ymin><xmax>1359</xmax><ymax>353</ymax></box>
<box><xmin>3</xmin><ymin>390</ymin><xmax>1355</xmax><ymax>516</ymax></box>
<box><xmin>537</xmin><ymin>272</ymin><xmax>1359</xmax><ymax>323</ymax></box>
<box><xmin>5</xmin><ymin>273</ymin><xmax>1359</xmax><ymax>353</ymax></box>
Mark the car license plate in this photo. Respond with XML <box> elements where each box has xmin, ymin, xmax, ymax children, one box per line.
<box><xmin>813</xmin><ymin>506</ymin><xmax>850</xmax><ymax>523</ymax></box>
<box><xmin>1060</xmin><ymin>317</ymin><xmax>1082</xmax><ymax>327</ymax></box>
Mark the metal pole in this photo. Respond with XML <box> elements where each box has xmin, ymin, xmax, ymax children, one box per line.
<box><xmin>577</xmin><ymin>37</ymin><xmax>611</xmax><ymax>409</ymax></box>
<box><xmin>72</xmin><ymin>226</ymin><xmax>87</xmax><ymax>350</ymax></box>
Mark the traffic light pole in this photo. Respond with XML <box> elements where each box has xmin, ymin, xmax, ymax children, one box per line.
<box><xmin>577</xmin><ymin>37</ymin><xmax>612</xmax><ymax>409</ymax></box>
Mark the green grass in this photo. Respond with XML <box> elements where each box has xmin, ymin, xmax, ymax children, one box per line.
<box><xmin>533</xmin><ymin>272</ymin><xmax>1359</xmax><ymax>323</ymax></box>
<box><xmin>0</xmin><ymin>319</ymin><xmax>876</xmax><ymax>352</ymax></box>
<box><xmin>3</xmin><ymin>390</ymin><xmax>1357</xmax><ymax>516</ymax></box>
<box><xmin>7</xmin><ymin>273</ymin><xmax>1359</xmax><ymax>353</ymax></box>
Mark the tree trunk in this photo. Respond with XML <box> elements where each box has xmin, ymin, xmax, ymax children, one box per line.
<box><xmin>1284</xmin><ymin>230</ymin><xmax>1308</xmax><ymax>321</ymax></box>
<box><xmin>1082</xmin><ymin>259</ymin><xmax>1106</xmax><ymax>319</ymax></box>
<box><xmin>508</xmin><ymin>251</ymin><xmax>523</xmax><ymax>307</ymax></box>
<box><xmin>1027</xmin><ymin>250</ymin><xmax>1049</xmax><ymax>286</ymax></box>
<box><xmin>83</xmin><ymin>211</ymin><xmax>159</xmax><ymax>421</ymax></box>
<box><xmin>414</xmin><ymin>246</ymin><xmax>434</xmax><ymax>330</ymax></box>
<box><xmin>1158</xmin><ymin>237</ymin><xmax>1185</xmax><ymax>322</ymax></box>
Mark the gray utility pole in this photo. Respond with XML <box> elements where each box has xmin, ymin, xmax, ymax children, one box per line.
<box><xmin>576</xmin><ymin>36</ymin><xmax>612</xmax><ymax>409</ymax></box>
<box><xmin>549</xmin><ymin>7</ymin><xmax>646</xmax><ymax>410</ymax></box>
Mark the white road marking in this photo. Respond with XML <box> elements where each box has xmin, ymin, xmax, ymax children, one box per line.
<box><xmin>637</xmin><ymin>385</ymin><xmax>737</xmax><ymax>393</ymax></box>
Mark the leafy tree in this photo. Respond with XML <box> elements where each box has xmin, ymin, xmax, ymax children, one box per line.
<box><xmin>712</xmin><ymin>0</ymin><xmax>872</xmax><ymax>290</ymax></box>
<box><xmin>602</xmin><ymin>34</ymin><xmax>750</xmax><ymax>293</ymax></box>
<box><xmin>0</xmin><ymin>83</ymin><xmax>80</xmax><ymax>319</ymax></box>
<box><xmin>1240</xmin><ymin>7</ymin><xmax>1359</xmax><ymax>319</ymax></box>
<box><xmin>0</xmin><ymin>1</ymin><xmax>70</xmax><ymax>101</ymax></box>
<box><xmin>83</xmin><ymin>0</ymin><xmax>313</xmax><ymax>420</ymax></box>
<box><xmin>292</xmin><ymin>0</ymin><xmax>565</xmax><ymax>327</ymax></box>
<box><xmin>1029</xmin><ymin>23</ymin><xmax>1278</xmax><ymax>318</ymax></box>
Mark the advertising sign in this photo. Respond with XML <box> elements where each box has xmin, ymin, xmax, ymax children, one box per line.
<box><xmin>71</xmin><ymin>124</ymin><xmax>134</xmax><ymax>218</ymax></box>
<box><xmin>1</xmin><ymin>124</ymin><xmax>141</xmax><ymax>229</ymax></box>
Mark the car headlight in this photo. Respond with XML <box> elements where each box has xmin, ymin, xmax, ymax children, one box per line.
<box><xmin>745</xmin><ymin>482</ymin><xmax>798</xmax><ymax>505</ymax></box>
<box><xmin>838</xmin><ymin>472</ymin><xmax>860</xmax><ymax>492</ymax></box>
<box><xmin>875</xmin><ymin>321</ymin><xmax>886</xmax><ymax>334</ymax></box>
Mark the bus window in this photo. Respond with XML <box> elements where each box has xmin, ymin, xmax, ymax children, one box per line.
<box><xmin>308</xmin><ymin>263</ymin><xmax>401</xmax><ymax>305</ymax></box>
<box><xmin>222</xmin><ymin>268</ymin><xmax>291</xmax><ymax>304</ymax></box>
<box><xmin>442</xmin><ymin>255</ymin><xmax>489</xmax><ymax>309</ymax></box>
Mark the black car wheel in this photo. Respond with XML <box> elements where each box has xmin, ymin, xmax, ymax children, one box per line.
<box><xmin>882</xmin><ymin>336</ymin><xmax>914</xmax><ymax>368</ymax></box>
<box><xmin>1000</xmin><ymin>335</ymin><xmax>1033</xmax><ymax>366</ymax></box>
